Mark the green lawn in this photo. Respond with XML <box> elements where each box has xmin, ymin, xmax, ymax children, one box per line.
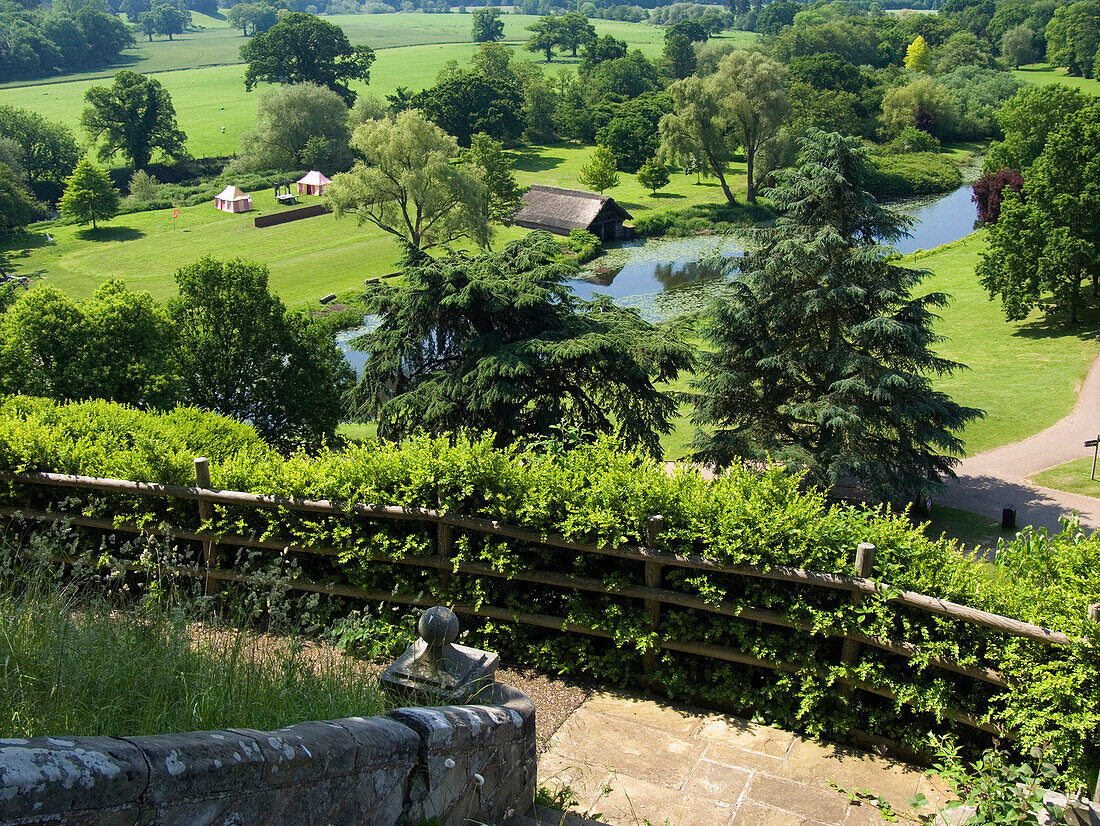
<box><xmin>0</xmin><ymin>13</ymin><xmax>679</xmax><ymax>89</ymax></box>
<box><xmin>913</xmin><ymin>234</ymin><xmax>1100</xmax><ymax>456</ymax></box>
<box><xmin>1030</xmin><ymin>458</ymin><xmax>1100</xmax><ymax>497</ymax></box>
<box><xmin>0</xmin><ymin>16</ymin><xmax>751</xmax><ymax>160</ymax></box>
<box><xmin>1013</xmin><ymin>63</ymin><xmax>1100</xmax><ymax>95</ymax></box>
<box><xmin>511</xmin><ymin>142</ymin><xmax>750</xmax><ymax>212</ymax></box>
<box><xmin>1</xmin><ymin>199</ymin><xmax>405</xmax><ymax>305</ymax></box>
<box><xmin>0</xmin><ymin>142</ymin><xmax>749</xmax><ymax>306</ymax></box>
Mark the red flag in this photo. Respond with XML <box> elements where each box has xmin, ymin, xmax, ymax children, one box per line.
<box><xmin>172</xmin><ymin>208</ymin><xmax>179</xmax><ymax>218</ymax></box>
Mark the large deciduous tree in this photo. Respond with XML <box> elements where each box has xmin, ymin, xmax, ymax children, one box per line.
<box><xmin>348</xmin><ymin>232</ymin><xmax>693</xmax><ymax>457</ymax></box>
<box><xmin>691</xmin><ymin>130</ymin><xmax>981</xmax><ymax>502</ymax></box>
<box><xmin>81</xmin><ymin>71</ymin><xmax>187</xmax><ymax>171</ymax></box>
<box><xmin>659</xmin><ymin>74</ymin><xmax>739</xmax><ymax>204</ymax></box>
<box><xmin>410</xmin><ymin>70</ymin><xmax>524</xmax><ymax>147</ymax></box>
<box><xmin>241</xmin><ymin>13</ymin><xmax>374</xmax><ymax>107</ymax></box>
<box><xmin>713</xmin><ymin>50</ymin><xmax>788</xmax><ymax>203</ymax></box>
<box><xmin>524</xmin><ymin>15</ymin><xmax>560</xmax><ymax>62</ymax></box>
<box><xmin>0</xmin><ymin>280</ymin><xmax>178</xmax><ymax>409</ymax></box>
<box><xmin>59</xmin><ymin>156</ymin><xmax>119</xmax><ymax>230</ymax></box>
<box><xmin>554</xmin><ymin>13</ymin><xmax>596</xmax><ymax>57</ymax></box>
<box><xmin>978</xmin><ymin>103</ymin><xmax>1100</xmax><ymax>323</ymax></box>
<box><xmin>0</xmin><ymin>164</ymin><xmax>38</xmax><ymax>235</ymax></box>
<box><xmin>0</xmin><ymin>106</ymin><xmax>79</xmax><ymax>202</ymax></box>
<box><xmin>1044</xmin><ymin>0</ymin><xmax>1100</xmax><ymax>77</ymax></box>
<box><xmin>325</xmin><ymin>111</ymin><xmax>488</xmax><ymax>253</ymax></box>
<box><xmin>471</xmin><ymin>6</ymin><xmax>504</xmax><ymax>42</ymax></box>
<box><xmin>983</xmin><ymin>84</ymin><xmax>1093</xmax><ymax>174</ymax></box>
<box><xmin>879</xmin><ymin>76</ymin><xmax>958</xmax><ymax>141</ymax></box>
<box><xmin>233</xmin><ymin>82</ymin><xmax>351</xmax><ymax>173</ymax></box>
<box><xmin>169</xmin><ymin>256</ymin><xmax>353</xmax><ymax>451</ymax></box>
<box><xmin>226</xmin><ymin>1</ymin><xmax>279</xmax><ymax>36</ymax></box>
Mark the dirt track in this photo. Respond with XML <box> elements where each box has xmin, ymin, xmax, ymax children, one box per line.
<box><xmin>935</xmin><ymin>351</ymin><xmax>1100</xmax><ymax>532</ymax></box>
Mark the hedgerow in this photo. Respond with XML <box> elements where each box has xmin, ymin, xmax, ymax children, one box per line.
<box><xmin>1</xmin><ymin>396</ymin><xmax>1098</xmax><ymax>783</ymax></box>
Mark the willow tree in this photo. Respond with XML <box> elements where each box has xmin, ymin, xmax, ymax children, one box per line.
<box><xmin>658</xmin><ymin>74</ymin><xmax>739</xmax><ymax>204</ymax></box>
<box><xmin>691</xmin><ymin>130</ymin><xmax>982</xmax><ymax>502</ymax></box>
<box><xmin>349</xmin><ymin>232</ymin><xmax>693</xmax><ymax>457</ymax></box>
<box><xmin>325</xmin><ymin>111</ymin><xmax>488</xmax><ymax>253</ymax></box>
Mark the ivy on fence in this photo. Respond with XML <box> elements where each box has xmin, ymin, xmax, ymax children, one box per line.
<box><xmin>1</xmin><ymin>395</ymin><xmax>1099</xmax><ymax>784</ymax></box>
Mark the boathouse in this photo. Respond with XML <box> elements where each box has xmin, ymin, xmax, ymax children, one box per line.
<box><xmin>513</xmin><ymin>185</ymin><xmax>632</xmax><ymax>243</ymax></box>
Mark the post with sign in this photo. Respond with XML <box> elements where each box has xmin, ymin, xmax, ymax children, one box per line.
<box><xmin>1087</xmin><ymin>436</ymin><xmax>1100</xmax><ymax>480</ymax></box>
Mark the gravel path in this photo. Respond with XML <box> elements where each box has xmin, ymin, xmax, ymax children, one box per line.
<box><xmin>936</xmin><ymin>349</ymin><xmax>1100</xmax><ymax>532</ymax></box>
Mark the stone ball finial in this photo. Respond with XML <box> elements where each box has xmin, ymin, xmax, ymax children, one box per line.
<box><xmin>418</xmin><ymin>606</ymin><xmax>460</xmax><ymax>648</ymax></box>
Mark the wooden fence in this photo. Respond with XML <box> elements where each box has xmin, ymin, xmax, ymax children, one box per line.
<box><xmin>254</xmin><ymin>203</ymin><xmax>328</xmax><ymax>228</ymax></box>
<box><xmin>0</xmin><ymin>459</ymin><xmax>1083</xmax><ymax>735</ymax></box>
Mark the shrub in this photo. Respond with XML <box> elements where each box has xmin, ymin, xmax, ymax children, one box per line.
<box><xmin>565</xmin><ymin>228</ymin><xmax>601</xmax><ymax>263</ymax></box>
<box><xmin>972</xmin><ymin>168</ymin><xmax>1024</xmax><ymax>226</ymax></box>
<box><xmin>632</xmin><ymin>201</ymin><xmax>773</xmax><ymax>237</ymax></box>
<box><xmin>886</xmin><ymin>127</ymin><xmax>941</xmax><ymax>155</ymax></box>
<box><xmin>3</xmin><ymin>397</ymin><xmax>1100</xmax><ymax>782</ymax></box>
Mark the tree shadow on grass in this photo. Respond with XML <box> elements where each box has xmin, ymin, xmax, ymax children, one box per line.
<box><xmin>651</xmin><ymin>192</ymin><xmax>685</xmax><ymax>199</ymax></box>
<box><xmin>75</xmin><ymin>226</ymin><xmax>145</xmax><ymax>242</ymax></box>
<box><xmin>1012</xmin><ymin>303</ymin><xmax>1100</xmax><ymax>343</ymax></box>
<box><xmin>510</xmin><ymin>150</ymin><xmax>565</xmax><ymax>173</ymax></box>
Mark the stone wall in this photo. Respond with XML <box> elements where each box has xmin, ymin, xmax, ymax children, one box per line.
<box><xmin>0</xmin><ymin>682</ymin><xmax>535</xmax><ymax>826</ymax></box>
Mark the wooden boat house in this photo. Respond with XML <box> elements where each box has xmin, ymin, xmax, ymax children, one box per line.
<box><xmin>513</xmin><ymin>185</ymin><xmax>632</xmax><ymax>242</ymax></box>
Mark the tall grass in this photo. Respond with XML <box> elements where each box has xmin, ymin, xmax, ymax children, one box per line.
<box><xmin>0</xmin><ymin>528</ymin><xmax>390</xmax><ymax>738</ymax></box>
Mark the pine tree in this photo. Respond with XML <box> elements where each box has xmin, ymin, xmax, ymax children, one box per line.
<box><xmin>690</xmin><ymin>130</ymin><xmax>982</xmax><ymax>502</ymax></box>
<box><xmin>578</xmin><ymin>145</ymin><xmax>619</xmax><ymax>193</ymax></box>
<box><xmin>59</xmin><ymin>157</ymin><xmax>119</xmax><ymax>230</ymax></box>
<box><xmin>349</xmin><ymin>232</ymin><xmax>693</xmax><ymax>457</ymax></box>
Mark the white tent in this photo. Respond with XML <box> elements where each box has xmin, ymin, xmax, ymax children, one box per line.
<box><xmin>296</xmin><ymin>171</ymin><xmax>332</xmax><ymax>196</ymax></box>
<box><xmin>214</xmin><ymin>185</ymin><xmax>252</xmax><ymax>213</ymax></box>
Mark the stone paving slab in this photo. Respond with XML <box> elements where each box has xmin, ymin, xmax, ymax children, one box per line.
<box><xmin>538</xmin><ymin>689</ymin><xmax>950</xmax><ymax>826</ymax></box>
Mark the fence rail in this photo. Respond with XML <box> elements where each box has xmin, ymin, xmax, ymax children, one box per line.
<box><xmin>0</xmin><ymin>462</ymin><xmax>1082</xmax><ymax>735</ymax></box>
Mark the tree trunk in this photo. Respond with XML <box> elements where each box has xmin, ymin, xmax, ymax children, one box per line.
<box><xmin>1091</xmin><ymin>269</ymin><xmax>1097</xmax><ymax>297</ymax></box>
<box><xmin>745</xmin><ymin>143</ymin><xmax>755</xmax><ymax>204</ymax></box>
<box><xmin>715</xmin><ymin>169</ymin><xmax>736</xmax><ymax>204</ymax></box>
<box><xmin>544</xmin><ymin>46</ymin><xmax>552</xmax><ymax>61</ymax></box>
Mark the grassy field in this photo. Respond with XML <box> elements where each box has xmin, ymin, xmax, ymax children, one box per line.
<box><xmin>0</xmin><ymin>17</ymin><xmax>754</xmax><ymax>159</ymax></box>
<box><xmin>912</xmin><ymin>234</ymin><xmax>1100</xmax><ymax>456</ymax></box>
<box><xmin>0</xmin><ymin>143</ymin><xmax>745</xmax><ymax>305</ymax></box>
<box><xmin>0</xmin><ymin>13</ymin><xmax>678</xmax><ymax>87</ymax></box>
<box><xmin>1030</xmin><ymin>458</ymin><xmax>1100</xmax><ymax>497</ymax></box>
<box><xmin>1012</xmin><ymin>63</ymin><xmax>1100</xmax><ymax>95</ymax></box>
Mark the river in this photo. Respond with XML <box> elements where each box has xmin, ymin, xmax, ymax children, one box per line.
<box><xmin>337</xmin><ymin>182</ymin><xmax>978</xmax><ymax>370</ymax></box>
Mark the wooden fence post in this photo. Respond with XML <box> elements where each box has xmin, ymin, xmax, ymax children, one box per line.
<box><xmin>839</xmin><ymin>542</ymin><xmax>876</xmax><ymax>697</ymax></box>
<box><xmin>193</xmin><ymin>457</ymin><xmax>219</xmax><ymax>596</ymax></box>
<box><xmin>437</xmin><ymin>518</ymin><xmax>455</xmax><ymax>594</ymax></box>
<box><xmin>643</xmin><ymin>515</ymin><xmax>665</xmax><ymax>674</ymax></box>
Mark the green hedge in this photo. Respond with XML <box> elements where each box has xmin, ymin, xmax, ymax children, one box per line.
<box><xmin>1</xmin><ymin>396</ymin><xmax>1098</xmax><ymax>782</ymax></box>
